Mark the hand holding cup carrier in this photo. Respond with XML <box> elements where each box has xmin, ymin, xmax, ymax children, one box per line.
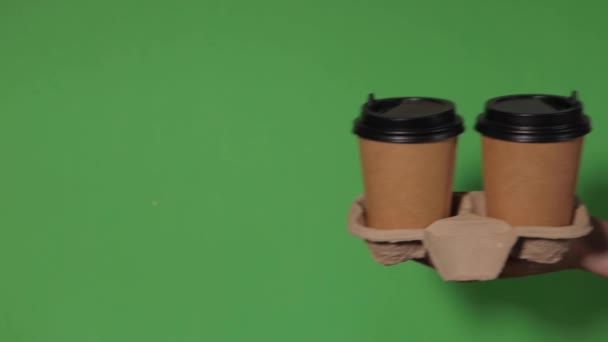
<box><xmin>348</xmin><ymin>92</ymin><xmax>595</xmax><ymax>281</ymax></box>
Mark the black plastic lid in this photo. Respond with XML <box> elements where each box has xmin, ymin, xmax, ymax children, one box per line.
<box><xmin>476</xmin><ymin>92</ymin><xmax>591</xmax><ymax>142</ymax></box>
<box><xmin>353</xmin><ymin>94</ymin><xmax>464</xmax><ymax>143</ymax></box>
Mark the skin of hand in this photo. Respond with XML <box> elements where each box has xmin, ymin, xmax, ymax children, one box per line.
<box><xmin>573</xmin><ymin>217</ymin><xmax>608</xmax><ymax>278</ymax></box>
<box><xmin>416</xmin><ymin>217</ymin><xmax>608</xmax><ymax>279</ymax></box>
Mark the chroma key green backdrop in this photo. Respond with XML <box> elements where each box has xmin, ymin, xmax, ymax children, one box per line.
<box><xmin>1</xmin><ymin>0</ymin><xmax>608</xmax><ymax>341</ymax></box>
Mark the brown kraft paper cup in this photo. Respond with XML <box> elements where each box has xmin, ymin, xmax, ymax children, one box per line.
<box><xmin>353</xmin><ymin>95</ymin><xmax>464</xmax><ymax>229</ymax></box>
<box><xmin>359</xmin><ymin>137</ymin><xmax>457</xmax><ymax>229</ymax></box>
<box><xmin>476</xmin><ymin>92</ymin><xmax>591</xmax><ymax>227</ymax></box>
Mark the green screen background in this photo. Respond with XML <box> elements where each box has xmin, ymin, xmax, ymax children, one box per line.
<box><xmin>2</xmin><ymin>0</ymin><xmax>608</xmax><ymax>341</ymax></box>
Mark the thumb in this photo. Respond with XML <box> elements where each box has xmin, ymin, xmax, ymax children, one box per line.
<box><xmin>581</xmin><ymin>256</ymin><xmax>608</xmax><ymax>278</ymax></box>
<box><xmin>578</xmin><ymin>218</ymin><xmax>608</xmax><ymax>278</ymax></box>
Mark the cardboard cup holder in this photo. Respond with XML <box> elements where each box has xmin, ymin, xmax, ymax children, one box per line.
<box><xmin>347</xmin><ymin>191</ymin><xmax>593</xmax><ymax>281</ymax></box>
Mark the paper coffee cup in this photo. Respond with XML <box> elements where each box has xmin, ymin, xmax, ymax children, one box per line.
<box><xmin>476</xmin><ymin>92</ymin><xmax>591</xmax><ymax>226</ymax></box>
<box><xmin>353</xmin><ymin>95</ymin><xmax>464</xmax><ymax>229</ymax></box>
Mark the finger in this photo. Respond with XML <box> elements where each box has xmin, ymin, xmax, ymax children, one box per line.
<box><xmin>500</xmin><ymin>258</ymin><xmax>572</xmax><ymax>278</ymax></box>
<box><xmin>578</xmin><ymin>218</ymin><xmax>608</xmax><ymax>278</ymax></box>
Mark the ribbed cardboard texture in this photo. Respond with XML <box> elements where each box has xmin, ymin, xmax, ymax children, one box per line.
<box><xmin>347</xmin><ymin>192</ymin><xmax>593</xmax><ymax>281</ymax></box>
<box><xmin>358</xmin><ymin>137</ymin><xmax>456</xmax><ymax>229</ymax></box>
<box><xmin>482</xmin><ymin>136</ymin><xmax>583</xmax><ymax>226</ymax></box>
